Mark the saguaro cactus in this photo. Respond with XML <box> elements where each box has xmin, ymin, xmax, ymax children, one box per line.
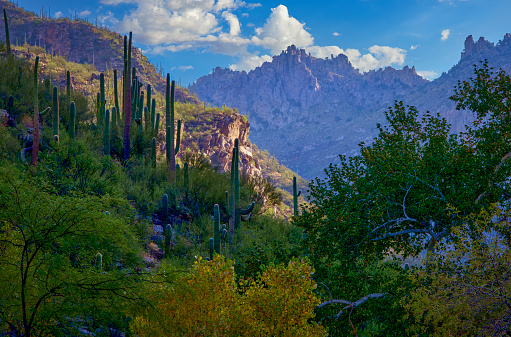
<box><xmin>213</xmin><ymin>204</ymin><xmax>220</xmax><ymax>255</ymax></box>
<box><xmin>3</xmin><ymin>9</ymin><xmax>11</xmax><ymax>56</ymax></box>
<box><xmin>69</xmin><ymin>101</ymin><xmax>75</xmax><ymax>141</ymax></box>
<box><xmin>164</xmin><ymin>224</ymin><xmax>172</xmax><ymax>258</ymax></box>
<box><xmin>162</xmin><ymin>193</ymin><xmax>169</xmax><ymax>223</ymax></box>
<box><xmin>30</xmin><ymin>56</ymin><xmax>40</xmax><ymax>167</ymax></box>
<box><xmin>104</xmin><ymin>109</ymin><xmax>110</xmax><ymax>155</ymax></box>
<box><xmin>52</xmin><ymin>86</ymin><xmax>59</xmax><ymax>141</ymax></box>
<box><xmin>123</xmin><ymin>32</ymin><xmax>132</xmax><ymax>162</ymax></box>
<box><xmin>66</xmin><ymin>71</ymin><xmax>71</xmax><ymax>97</ymax></box>
<box><xmin>293</xmin><ymin>176</ymin><xmax>301</xmax><ymax>216</ymax></box>
<box><xmin>99</xmin><ymin>73</ymin><xmax>105</xmax><ymax>127</ymax></box>
<box><xmin>227</xmin><ymin>138</ymin><xmax>255</xmax><ymax>244</ymax></box>
<box><xmin>166</xmin><ymin>75</ymin><xmax>176</xmax><ymax>179</ymax></box>
<box><xmin>151</xmin><ymin>137</ymin><xmax>156</xmax><ymax>168</ymax></box>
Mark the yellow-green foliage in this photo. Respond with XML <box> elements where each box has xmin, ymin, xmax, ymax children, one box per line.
<box><xmin>404</xmin><ymin>204</ymin><xmax>511</xmax><ymax>336</ymax></box>
<box><xmin>131</xmin><ymin>257</ymin><xmax>326</xmax><ymax>336</ymax></box>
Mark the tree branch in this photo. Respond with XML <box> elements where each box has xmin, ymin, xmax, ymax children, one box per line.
<box><xmin>316</xmin><ymin>293</ymin><xmax>388</xmax><ymax>319</ymax></box>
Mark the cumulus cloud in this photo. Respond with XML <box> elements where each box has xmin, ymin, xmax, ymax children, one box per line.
<box><xmin>222</xmin><ymin>11</ymin><xmax>241</xmax><ymax>36</ymax></box>
<box><xmin>54</xmin><ymin>11</ymin><xmax>63</xmax><ymax>18</ymax></box>
<box><xmin>307</xmin><ymin>45</ymin><xmax>406</xmax><ymax>72</ymax></box>
<box><xmin>251</xmin><ymin>5</ymin><xmax>313</xmax><ymax>54</ymax></box>
<box><xmin>417</xmin><ymin>70</ymin><xmax>439</xmax><ymax>80</ymax></box>
<box><xmin>230</xmin><ymin>53</ymin><xmax>272</xmax><ymax>71</ymax></box>
<box><xmin>410</xmin><ymin>44</ymin><xmax>418</xmax><ymax>50</ymax></box>
<box><xmin>100</xmin><ymin>2</ymin><xmax>408</xmax><ymax>74</ymax></box>
<box><xmin>441</xmin><ymin>29</ymin><xmax>450</xmax><ymax>41</ymax></box>
<box><xmin>171</xmin><ymin>65</ymin><xmax>194</xmax><ymax>71</ymax></box>
<box><xmin>79</xmin><ymin>10</ymin><xmax>91</xmax><ymax>16</ymax></box>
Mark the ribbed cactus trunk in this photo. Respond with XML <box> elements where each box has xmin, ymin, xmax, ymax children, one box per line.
<box><xmin>123</xmin><ymin>32</ymin><xmax>132</xmax><ymax>162</ymax></box>
<box><xmin>69</xmin><ymin>101</ymin><xmax>75</xmax><ymax>141</ymax></box>
<box><xmin>3</xmin><ymin>9</ymin><xmax>11</xmax><ymax>56</ymax></box>
<box><xmin>113</xmin><ymin>69</ymin><xmax>119</xmax><ymax>119</ymax></box>
<box><xmin>30</xmin><ymin>56</ymin><xmax>39</xmax><ymax>167</ymax></box>
<box><xmin>151</xmin><ymin>98</ymin><xmax>156</xmax><ymax>135</ymax></box>
<box><xmin>214</xmin><ymin>204</ymin><xmax>220</xmax><ymax>255</ymax></box>
<box><xmin>104</xmin><ymin>109</ymin><xmax>110</xmax><ymax>155</ymax></box>
<box><xmin>151</xmin><ymin>137</ymin><xmax>156</xmax><ymax>168</ymax></box>
<box><xmin>228</xmin><ymin>142</ymin><xmax>237</xmax><ymax>242</ymax></box>
<box><xmin>166</xmin><ymin>76</ymin><xmax>176</xmax><ymax>181</ymax></box>
<box><xmin>66</xmin><ymin>71</ymin><xmax>71</xmax><ymax>97</ymax></box>
<box><xmin>293</xmin><ymin>176</ymin><xmax>301</xmax><ymax>216</ymax></box>
<box><xmin>146</xmin><ymin>84</ymin><xmax>151</xmax><ymax>132</ymax></box>
<box><xmin>52</xmin><ymin>86</ymin><xmax>59</xmax><ymax>141</ymax></box>
<box><xmin>99</xmin><ymin>73</ymin><xmax>105</xmax><ymax>128</ymax></box>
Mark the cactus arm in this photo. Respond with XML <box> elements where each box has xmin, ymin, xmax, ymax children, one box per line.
<box><xmin>239</xmin><ymin>202</ymin><xmax>255</xmax><ymax>215</ymax></box>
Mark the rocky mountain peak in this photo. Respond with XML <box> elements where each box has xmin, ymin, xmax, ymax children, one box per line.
<box><xmin>461</xmin><ymin>35</ymin><xmax>494</xmax><ymax>60</ymax></box>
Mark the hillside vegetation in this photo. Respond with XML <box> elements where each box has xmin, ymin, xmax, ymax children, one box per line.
<box><xmin>1</xmin><ymin>5</ymin><xmax>511</xmax><ymax>336</ymax></box>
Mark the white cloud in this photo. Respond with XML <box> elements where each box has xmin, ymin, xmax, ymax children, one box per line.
<box><xmin>230</xmin><ymin>53</ymin><xmax>272</xmax><ymax>71</ymax></box>
<box><xmin>222</xmin><ymin>11</ymin><xmax>241</xmax><ymax>36</ymax></box>
<box><xmin>417</xmin><ymin>70</ymin><xmax>439</xmax><ymax>80</ymax></box>
<box><xmin>100</xmin><ymin>2</ymin><xmax>407</xmax><ymax>74</ymax></box>
<box><xmin>441</xmin><ymin>29</ymin><xmax>450</xmax><ymax>41</ymax></box>
<box><xmin>79</xmin><ymin>10</ymin><xmax>91</xmax><ymax>16</ymax></box>
<box><xmin>54</xmin><ymin>11</ymin><xmax>63</xmax><ymax>19</ymax></box>
<box><xmin>410</xmin><ymin>44</ymin><xmax>418</xmax><ymax>50</ymax></box>
<box><xmin>251</xmin><ymin>5</ymin><xmax>313</xmax><ymax>54</ymax></box>
<box><xmin>171</xmin><ymin>65</ymin><xmax>194</xmax><ymax>71</ymax></box>
<box><xmin>308</xmin><ymin>45</ymin><xmax>406</xmax><ymax>72</ymax></box>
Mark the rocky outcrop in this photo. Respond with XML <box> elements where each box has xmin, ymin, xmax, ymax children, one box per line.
<box><xmin>191</xmin><ymin>34</ymin><xmax>511</xmax><ymax>180</ymax></box>
<box><xmin>179</xmin><ymin>113</ymin><xmax>261</xmax><ymax>177</ymax></box>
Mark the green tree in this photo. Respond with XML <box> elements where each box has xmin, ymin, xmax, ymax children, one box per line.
<box><xmin>0</xmin><ymin>166</ymin><xmax>144</xmax><ymax>337</ymax></box>
<box><xmin>294</xmin><ymin>97</ymin><xmax>511</xmax><ymax>335</ymax></box>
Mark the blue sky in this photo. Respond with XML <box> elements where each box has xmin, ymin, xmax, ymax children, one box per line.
<box><xmin>17</xmin><ymin>0</ymin><xmax>511</xmax><ymax>86</ymax></box>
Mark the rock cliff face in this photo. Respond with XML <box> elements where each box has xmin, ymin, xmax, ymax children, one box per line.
<box><xmin>176</xmin><ymin>113</ymin><xmax>261</xmax><ymax>177</ymax></box>
<box><xmin>191</xmin><ymin>35</ymin><xmax>511</xmax><ymax>180</ymax></box>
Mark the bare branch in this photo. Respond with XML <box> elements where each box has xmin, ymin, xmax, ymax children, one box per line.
<box><xmin>316</xmin><ymin>293</ymin><xmax>388</xmax><ymax>320</ymax></box>
<box><xmin>373</xmin><ymin>229</ymin><xmax>428</xmax><ymax>241</ymax></box>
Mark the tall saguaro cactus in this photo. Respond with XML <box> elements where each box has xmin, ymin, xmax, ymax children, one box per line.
<box><xmin>30</xmin><ymin>56</ymin><xmax>40</xmax><ymax>167</ymax></box>
<box><xmin>166</xmin><ymin>76</ymin><xmax>182</xmax><ymax>181</ymax></box>
<box><xmin>3</xmin><ymin>9</ymin><xmax>11</xmax><ymax>56</ymax></box>
<box><xmin>104</xmin><ymin>109</ymin><xmax>110</xmax><ymax>155</ymax></box>
<box><xmin>69</xmin><ymin>101</ymin><xmax>75</xmax><ymax>141</ymax></box>
<box><xmin>66</xmin><ymin>71</ymin><xmax>71</xmax><ymax>97</ymax></box>
<box><xmin>227</xmin><ymin>138</ymin><xmax>255</xmax><ymax>244</ymax></box>
<box><xmin>213</xmin><ymin>204</ymin><xmax>221</xmax><ymax>255</ymax></box>
<box><xmin>123</xmin><ymin>32</ymin><xmax>132</xmax><ymax>162</ymax></box>
<box><xmin>52</xmin><ymin>86</ymin><xmax>59</xmax><ymax>141</ymax></box>
<box><xmin>293</xmin><ymin>176</ymin><xmax>301</xmax><ymax>216</ymax></box>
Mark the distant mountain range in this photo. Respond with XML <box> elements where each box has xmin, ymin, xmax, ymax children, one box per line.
<box><xmin>190</xmin><ymin>34</ymin><xmax>511</xmax><ymax>180</ymax></box>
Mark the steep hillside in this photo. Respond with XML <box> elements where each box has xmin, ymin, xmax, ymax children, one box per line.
<box><xmin>191</xmin><ymin>35</ymin><xmax>511</xmax><ymax>180</ymax></box>
<box><xmin>0</xmin><ymin>0</ymin><xmax>308</xmax><ymax>215</ymax></box>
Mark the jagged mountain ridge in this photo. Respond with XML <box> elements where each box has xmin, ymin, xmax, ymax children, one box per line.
<box><xmin>190</xmin><ymin>35</ymin><xmax>511</xmax><ymax>180</ymax></box>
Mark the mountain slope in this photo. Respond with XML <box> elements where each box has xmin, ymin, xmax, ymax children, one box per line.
<box><xmin>190</xmin><ymin>35</ymin><xmax>511</xmax><ymax>180</ymax></box>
